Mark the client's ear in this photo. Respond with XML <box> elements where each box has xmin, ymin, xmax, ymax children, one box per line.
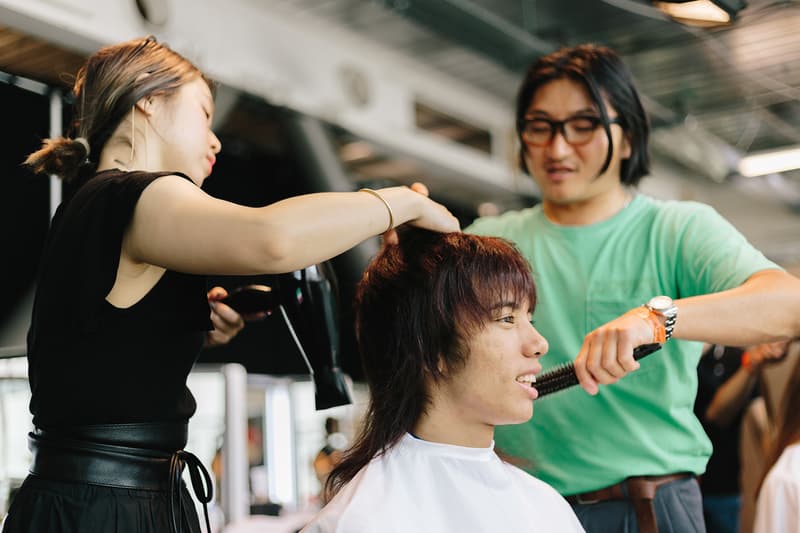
<box><xmin>436</xmin><ymin>356</ymin><xmax>449</xmax><ymax>377</ymax></box>
<box><xmin>422</xmin><ymin>355</ymin><xmax>447</xmax><ymax>377</ymax></box>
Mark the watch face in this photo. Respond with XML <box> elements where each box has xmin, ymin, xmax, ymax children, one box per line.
<box><xmin>649</xmin><ymin>295</ymin><xmax>673</xmax><ymax>311</ymax></box>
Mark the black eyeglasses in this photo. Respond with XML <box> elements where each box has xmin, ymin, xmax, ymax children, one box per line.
<box><xmin>520</xmin><ymin>116</ymin><xmax>621</xmax><ymax>146</ymax></box>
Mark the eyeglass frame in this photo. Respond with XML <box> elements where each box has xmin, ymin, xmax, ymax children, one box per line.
<box><xmin>518</xmin><ymin>115</ymin><xmax>622</xmax><ymax>147</ymax></box>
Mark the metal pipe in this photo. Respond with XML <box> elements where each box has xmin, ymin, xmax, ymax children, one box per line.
<box><xmin>48</xmin><ymin>89</ymin><xmax>62</xmax><ymax>219</ymax></box>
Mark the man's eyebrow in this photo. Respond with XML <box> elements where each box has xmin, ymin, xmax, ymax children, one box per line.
<box><xmin>526</xmin><ymin>107</ymin><xmax>598</xmax><ymax>118</ymax></box>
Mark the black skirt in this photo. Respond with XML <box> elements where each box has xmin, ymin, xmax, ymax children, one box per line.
<box><xmin>2</xmin><ymin>423</ymin><xmax>211</xmax><ymax>533</ymax></box>
<box><xmin>2</xmin><ymin>475</ymin><xmax>202</xmax><ymax>533</ymax></box>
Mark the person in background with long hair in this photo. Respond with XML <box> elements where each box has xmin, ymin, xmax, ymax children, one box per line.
<box><xmin>695</xmin><ymin>341</ymin><xmax>789</xmax><ymax>533</ymax></box>
<box><xmin>0</xmin><ymin>36</ymin><xmax>458</xmax><ymax>533</ymax></box>
<box><xmin>303</xmin><ymin>228</ymin><xmax>584</xmax><ymax>533</ymax></box>
<box><xmin>753</xmin><ymin>341</ymin><xmax>800</xmax><ymax>533</ymax></box>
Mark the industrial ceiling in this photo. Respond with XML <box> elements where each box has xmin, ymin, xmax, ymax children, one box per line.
<box><xmin>1</xmin><ymin>0</ymin><xmax>799</xmax><ymax>263</ymax></box>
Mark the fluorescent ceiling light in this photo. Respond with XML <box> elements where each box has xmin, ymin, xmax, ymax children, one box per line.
<box><xmin>654</xmin><ymin>1</ymin><xmax>732</xmax><ymax>26</ymax></box>
<box><xmin>738</xmin><ymin>145</ymin><xmax>800</xmax><ymax>177</ymax></box>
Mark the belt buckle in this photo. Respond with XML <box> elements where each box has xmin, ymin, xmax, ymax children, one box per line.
<box><xmin>575</xmin><ymin>493</ymin><xmax>600</xmax><ymax>505</ymax></box>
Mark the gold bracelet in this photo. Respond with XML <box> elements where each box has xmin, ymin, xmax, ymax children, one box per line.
<box><xmin>359</xmin><ymin>188</ymin><xmax>394</xmax><ymax>233</ymax></box>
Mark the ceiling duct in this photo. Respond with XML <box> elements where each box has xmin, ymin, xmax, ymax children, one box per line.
<box><xmin>381</xmin><ymin>0</ymin><xmax>553</xmax><ymax>70</ymax></box>
<box><xmin>650</xmin><ymin>117</ymin><xmax>739</xmax><ymax>182</ymax></box>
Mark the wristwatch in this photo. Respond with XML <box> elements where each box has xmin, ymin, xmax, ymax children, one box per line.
<box><xmin>645</xmin><ymin>296</ymin><xmax>678</xmax><ymax>340</ymax></box>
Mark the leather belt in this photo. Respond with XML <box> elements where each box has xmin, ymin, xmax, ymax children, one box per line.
<box><xmin>51</xmin><ymin>421</ymin><xmax>189</xmax><ymax>451</ymax></box>
<box><xmin>29</xmin><ymin>424</ymin><xmax>212</xmax><ymax>533</ymax></box>
<box><xmin>565</xmin><ymin>473</ymin><xmax>691</xmax><ymax>533</ymax></box>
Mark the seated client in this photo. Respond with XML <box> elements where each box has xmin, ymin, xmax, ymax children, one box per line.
<box><xmin>303</xmin><ymin>228</ymin><xmax>584</xmax><ymax>533</ymax></box>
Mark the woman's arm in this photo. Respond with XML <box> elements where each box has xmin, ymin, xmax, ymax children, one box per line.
<box><xmin>704</xmin><ymin>342</ymin><xmax>788</xmax><ymax>427</ymax></box>
<box><xmin>704</xmin><ymin>366</ymin><xmax>759</xmax><ymax>428</ymax></box>
<box><xmin>125</xmin><ymin>176</ymin><xmax>459</xmax><ymax>275</ymax></box>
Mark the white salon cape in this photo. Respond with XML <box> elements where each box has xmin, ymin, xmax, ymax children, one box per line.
<box><xmin>302</xmin><ymin>433</ymin><xmax>585</xmax><ymax>533</ymax></box>
<box><xmin>754</xmin><ymin>442</ymin><xmax>800</xmax><ymax>533</ymax></box>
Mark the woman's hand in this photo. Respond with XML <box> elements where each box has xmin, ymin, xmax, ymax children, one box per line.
<box><xmin>408</xmin><ymin>186</ymin><xmax>460</xmax><ymax>233</ymax></box>
<box><xmin>204</xmin><ymin>286</ymin><xmax>247</xmax><ymax>347</ymax></box>
<box><xmin>573</xmin><ymin>307</ymin><xmax>656</xmax><ymax>395</ymax></box>
<box><xmin>382</xmin><ymin>182</ymin><xmax>459</xmax><ymax>245</ymax></box>
<box><xmin>743</xmin><ymin>340</ymin><xmax>789</xmax><ymax>372</ymax></box>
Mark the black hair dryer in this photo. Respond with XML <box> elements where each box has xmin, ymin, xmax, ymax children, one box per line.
<box><xmin>280</xmin><ymin>263</ymin><xmax>352</xmax><ymax>410</ymax></box>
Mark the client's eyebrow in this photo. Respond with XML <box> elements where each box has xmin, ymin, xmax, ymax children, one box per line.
<box><xmin>490</xmin><ymin>300</ymin><xmax>519</xmax><ymax>312</ymax></box>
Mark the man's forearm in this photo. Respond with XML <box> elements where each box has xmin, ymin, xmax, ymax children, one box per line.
<box><xmin>673</xmin><ymin>270</ymin><xmax>800</xmax><ymax>346</ymax></box>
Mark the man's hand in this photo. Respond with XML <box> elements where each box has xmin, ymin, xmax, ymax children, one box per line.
<box><xmin>573</xmin><ymin>307</ymin><xmax>656</xmax><ymax>395</ymax></box>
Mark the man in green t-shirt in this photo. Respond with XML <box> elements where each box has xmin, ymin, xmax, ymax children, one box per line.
<box><xmin>466</xmin><ymin>44</ymin><xmax>800</xmax><ymax>533</ymax></box>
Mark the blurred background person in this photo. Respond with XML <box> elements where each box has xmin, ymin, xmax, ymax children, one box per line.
<box><xmin>312</xmin><ymin>417</ymin><xmax>347</xmax><ymax>505</ymax></box>
<box><xmin>753</xmin><ymin>342</ymin><xmax>800</xmax><ymax>533</ymax></box>
<box><xmin>695</xmin><ymin>341</ymin><xmax>789</xmax><ymax>533</ymax></box>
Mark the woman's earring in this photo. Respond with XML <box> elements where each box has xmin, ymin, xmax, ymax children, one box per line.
<box><xmin>129</xmin><ymin>105</ymin><xmax>136</xmax><ymax>163</ymax></box>
<box><xmin>143</xmin><ymin>110</ymin><xmax>149</xmax><ymax>167</ymax></box>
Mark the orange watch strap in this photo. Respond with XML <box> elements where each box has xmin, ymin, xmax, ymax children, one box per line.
<box><xmin>645</xmin><ymin>312</ymin><xmax>667</xmax><ymax>344</ymax></box>
<box><xmin>633</xmin><ymin>306</ymin><xmax>666</xmax><ymax>344</ymax></box>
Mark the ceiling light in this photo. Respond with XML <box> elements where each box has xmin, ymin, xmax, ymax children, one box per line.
<box><xmin>654</xmin><ymin>0</ymin><xmax>746</xmax><ymax>27</ymax></box>
<box><xmin>738</xmin><ymin>145</ymin><xmax>800</xmax><ymax>177</ymax></box>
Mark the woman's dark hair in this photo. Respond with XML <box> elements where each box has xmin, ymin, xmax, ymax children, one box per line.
<box><xmin>757</xmin><ymin>343</ymin><xmax>800</xmax><ymax>495</ymax></box>
<box><xmin>516</xmin><ymin>43</ymin><xmax>650</xmax><ymax>186</ymax></box>
<box><xmin>325</xmin><ymin>228</ymin><xmax>537</xmax><ymax>499</ymax></box>
<box><xmin>25</xmin><ymin>36</ymin><xmax>211</xmax><ymax>183</ymax></box>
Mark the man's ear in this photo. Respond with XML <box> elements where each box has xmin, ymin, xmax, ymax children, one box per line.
<box><xmin>620</xmin><ymin>132</ymin><xmax>632</xmax><ymax>160</ymax></box>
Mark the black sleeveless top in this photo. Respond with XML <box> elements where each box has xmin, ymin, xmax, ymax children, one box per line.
<box><xmin>27</xmin><ymin>169</ymin><xmax>213</xmax><ymax>429</ymax></box>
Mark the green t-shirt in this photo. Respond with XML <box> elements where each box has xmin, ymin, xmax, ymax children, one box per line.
<box><xmin>467</xmin><ymin>194</ymin><xmax>779</xmax><ymax>495</ymax></box>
